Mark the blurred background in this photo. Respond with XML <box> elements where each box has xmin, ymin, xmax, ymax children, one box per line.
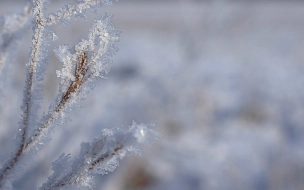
<box><xmin>1</xmin><ymin>0</ymin><xmax>304</xmax><ymax>189</ymax></box>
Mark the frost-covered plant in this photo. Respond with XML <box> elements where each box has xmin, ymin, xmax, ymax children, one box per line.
<box><xmin>0</xmin><ymin>0</ymin><xmax>157</xmax><ymax>189</ymax></box>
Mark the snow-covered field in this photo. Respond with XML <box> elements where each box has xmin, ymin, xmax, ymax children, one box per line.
<box><xmin>1</xmin><ymin>1</ymin><xmax>304</xmax><ymax>189</ymax></box>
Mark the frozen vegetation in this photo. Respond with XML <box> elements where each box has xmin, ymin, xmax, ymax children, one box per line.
<box><xmin>0</xmin><ymin>0</ymin><xmax>157</xmax><ymax>189</ymax></box>
<box><xmin>1</xmin><ymin>0</ymin><xmax>304</xmax><ymax>190</ymax></box>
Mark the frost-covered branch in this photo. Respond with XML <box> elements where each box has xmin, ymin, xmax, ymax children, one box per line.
<box><xmin>24</xmin><ymin>14</ymin><xmax>120</xmax><ymax>152</ymax></box>
<box><xmin>19</xmin><ymin>0</ymin><xmax>45</xmax><ymax>158</ymax></box>
<box><xmin>45</xmin><ymin>0</ymin><xmax>115</xmax><ymax>26</ymax></box>
<box><xmin>40</xmin><ymin>123</ymin><xmax>157</xmax><ymax>190</ymax></box>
